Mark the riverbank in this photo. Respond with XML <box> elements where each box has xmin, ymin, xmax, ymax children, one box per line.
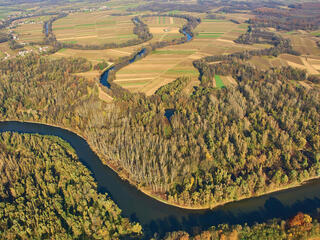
<box><xmin>2</xmin><ymin>118</ymin><xmax>320</xmax><ymax>212</ymax></box>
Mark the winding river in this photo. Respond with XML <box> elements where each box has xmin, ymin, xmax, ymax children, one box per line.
<box><xmin>100</xmin><ymin>31</ymin><xmax>191</xmax><ymax>89</ymax></box>
<box><xmin>1</xmin><ymin>121</ymin><xmax>320</xmax><ymax>237</ymax></box>
<box><xmin>53</xmin><ymin>28</ymin><xmax>320</xmax><ymax>237</ymax></box>
<box><xmin>4</xmin><ymin>27</ymin><xmax>320</xmax><ymax>238</ymax></box>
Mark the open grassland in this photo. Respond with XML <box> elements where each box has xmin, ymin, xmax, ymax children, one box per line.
<box><xmin>53</xmin><ymin>11</ymin><xmax>138</xmax><ymax>46</ymax></box>
<box><xmin>142</xmin><ymin>16</ymin><xmax>186</xmax><ymax>42</ymax></box>
<box><xmin>13</xmin><ymin>16</ymin><xmax>53</xmax><ymax>43</ymax></box>
<box><xmin>116</xmin><ymin>15</ymin><xmax>270</xmax><ymax>95</ymax></box>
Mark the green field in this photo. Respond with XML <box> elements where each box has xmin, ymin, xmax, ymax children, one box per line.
<box><xmin>311</xmin><ymin>31</ymin><xmax>320</xmax><ymax>37</ymax></box>
<box><xmin>215</xmin><ymin>75</ymin><xmax>225</xmax><ymax>88</ymax></box>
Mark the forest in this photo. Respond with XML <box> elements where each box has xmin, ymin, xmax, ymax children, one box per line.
<box><xmin>0</xmin><ymin>0</ymin><xmax>319</xmax><ymax>238</ymax></box>
<box><xmin>249</xmin><ymin>2</ymin><xmax>320</xmax><ymax>31</ymax></box>
<box><xmin>0</xmin><ymin>48</ymin><xmax>319</xmax><ymax>209</ymax></box>
<box><xmin>0</xmin><ymin>132</ymin><xmax>142</xmax><ymax>239</ymax></box>
<box><xmin>161</xmin><ymin>212</ymin><xmax>320</xmax><ymax>240</ymax></box>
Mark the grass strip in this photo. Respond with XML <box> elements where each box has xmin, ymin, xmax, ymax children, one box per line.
<box><xmin>215</xmin><ymin>75</ymin><xmax>225</xmax><ymax>88</ymax></box>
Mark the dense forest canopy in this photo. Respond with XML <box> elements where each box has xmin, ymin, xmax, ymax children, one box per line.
<box><xmin>0</xmin><ymin>51</ymin><xmax>319</xmax><ymax>210</ymax></box>
<box><xmin>0</xmin><ymin>132</ymin><xmax>141</xmax><ymax>239</ymax></box>
<box><xmin>0</xmin><ymin>0</ymin><xmax>320</xmax><ymax>238</ymax></box>
<box><xmin>161</xmin><ymin>212</ymin><xmax>320</xmax><ymax>240</ymax></box>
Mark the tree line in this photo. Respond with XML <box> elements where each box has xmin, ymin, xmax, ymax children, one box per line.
<box><xmin>160</xmin><ymin>212</ymin><xmax>320</xmax><ymax>240</ymax></box>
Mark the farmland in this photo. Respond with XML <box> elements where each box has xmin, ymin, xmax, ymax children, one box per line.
<box><xmin>53</xmin><ymin>11</ymin><xmax>138</xmax><ymax>46</ymax></box>
<box><xmin>50</xmin><ymin>46</ymin><xmax>136</xmax><ymax>65</ymax></box>
<box><xmin>142</xmin><ymin>16</ymin><xmax>186</xmax><ymax>42</ymax></box>
<box><xmin>115</xmin><ymin>16</ymin><xmax>270</xmax><ymax>95</ymax></box>
<box><xmin>248</xmin><ymin>32</ymin><xmax>320</xmax><ymax>76</ymax></box>
<box><xmin>13</xmin><ymin>16</ymin><xmax>53</xmax><ymax>43</ymax></box>
<box><xmin>1</xmin><ymin>0</ymin><xmax>320</xmax><ymax>239</ymax></box>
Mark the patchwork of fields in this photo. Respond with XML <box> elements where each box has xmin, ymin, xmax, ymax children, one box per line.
<box><xmin>13</xmin><ymin>16</ymin><xmax>53</xmax><ymax>43</ymax></box>
<box><xmin>3</xmin><ymin>4</ymin><xmax>318</xmax><ymax>97</ymax></box>
<box><xmin>53</xmin><ymin>11</ymin><xmax>138</xmax><ymax>46</ymax></box>
<box><xmin>142</xmin><ymin>16</ymin><xmax>186</xmax><ymax>42</ymax></box>
<box><xmin>115</xmin><ymin>16</ymin><xmax>270</xmax><ymax>95</ymax></box>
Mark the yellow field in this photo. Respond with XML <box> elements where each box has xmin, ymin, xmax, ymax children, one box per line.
<box><xmin>249</xmin><ymin>54</ymin><xmax>320</xmax><ymax>75</ymax></box>
<box><xmin>50</xmin><ymin>45</ymin><xmax>140</xmax><ymax>66</ymax></box>
<box><xmin>13</xmin><ymin>16</ymin><xmax>52</xmax><ymax>43</ymax></box>
<box><xmin>53</xmin><ymin>11</ymin><xmax>138</xmax><ymax>46</ymax></box>
<box><xmin>142</xmin><ymin>16</ymin><xmax>186</xmax><ymax>42</ymax></box>
<box><xmin>115</xmin><ymin>16</ymin><xmax>269</xmax><ymax>95</ymax></box>
<box><xmin>284</xmin><ymin>33</ymin><xmax>320</xmax><ymax>56</ymax></box>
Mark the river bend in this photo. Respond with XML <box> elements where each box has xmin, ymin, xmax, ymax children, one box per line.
<box><xmin>1</xmin><ymin>121</ymin><xmax>320</xmax><ymax>237</ymax></box>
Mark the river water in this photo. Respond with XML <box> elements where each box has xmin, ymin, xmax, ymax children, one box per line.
<box><xmin>100</xmin><ymin>31</ymin><xmax>191</xmax><ymax>89</ymax></box>
<box><xmin>1</xmin><ymin>121</ymin><xmax>320</xmax><ymax>238</ymax></box>
<box><xmin>15</xmin><ymin>25</ymin><xmax>320</xmax><ymax>237</ymax></box>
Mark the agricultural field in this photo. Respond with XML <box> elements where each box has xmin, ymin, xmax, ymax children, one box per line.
<box><xmin>115</xmin><ymin>15</ymin><xmax>270</xmax><ymax>95</ymax></box>
<box><xmin>0</xmin><ymin>6</ymin><xmax>21</xmax><ymax>20</ymax></box>
<box><xmin>142</xmin><ymin>16</ymin><xmax>186</xmax><ymax>42</ymax></box>
<box><xmin>49</xmin><ymin>43</ymin><xmax>142</xmax><ymax>70</ymax></box>
<box><xmin>249</xmin><ymin>54</ymin><xmax>320</xmax><ymax>75</ymax></box>
<box><xmin>286</xmin><ymin>33</ymin><xmax>320</xmax><ymax>56</ymax></box>
<box><xmin>53</xmin><ymin>11</ymin><xmax>138</xmax><ymax>46</ymax></box>
<box><xmin>249</xmin><ymin>32</ymin><xmax>320</xmax><ymax>75</ymax></box>
<box><xmin>12</xmin><ymin>16</ymin><xmax>53</xmax><ymax>43</ymax></box>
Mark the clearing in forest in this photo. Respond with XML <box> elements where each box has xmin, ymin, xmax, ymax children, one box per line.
<box><xmin>214</xmin><ymin>75</ymin><xmax>225</xmax><ymax>88</ymax></box>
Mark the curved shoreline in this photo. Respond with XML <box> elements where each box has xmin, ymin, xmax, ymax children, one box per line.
<box><xmin>2</xmin><ymin>118</ymin><xmax>320</xmax><ymax>212</ymax></box>
<box><xmin>95</xmin><ymin>18</ymin><xmax>320</xmax><ymax>211</ymax></box>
